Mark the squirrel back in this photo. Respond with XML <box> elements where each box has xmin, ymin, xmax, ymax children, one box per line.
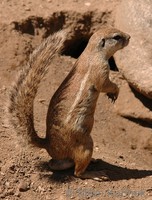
<box><xmin>7</xmin><ymin>30</ymin><xmax>66</xmax><ymax>148</ymax></box>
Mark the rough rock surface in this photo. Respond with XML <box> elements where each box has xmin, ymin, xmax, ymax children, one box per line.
<box><xmin>110</xmin><ymin>72</ymin><xmax>152</xmax><ymax>124</ymax></box>
<box><xmin>115</xmin><ymin>0</ymin><xmax>152</xmax><ymax>99</ymax></box>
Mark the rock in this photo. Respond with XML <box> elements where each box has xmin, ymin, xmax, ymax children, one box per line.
<box><xmin>115</xmin><ymin>0</ymin><xmax>152</xmax><ymax>99</ymax></box>
<box><xmin>24</xmin><ymin>7</ymin><xmax>31</xmax><ymax>11</ymax></box>
<box><xmin>18</xmin><ymin>180</ymin><xmax>30</xmax><ymax>192</ymax></box>
<box><xmin>38</xmin><ymin>186</ymin><xmax>45</xmax><ymax>193</ymax></box>
<box><xmin>5</xmin><ymin>181</ymin><xmax>10</xmax><ymax>188</ymax></box>
<box><xmin>14</xmin><ymin>191</ymin><xmax>21</xmax><ymax>197</ymax></box>
<box><xmin>110</xmin><ymin>72</ymin><xmax>152</xmax><ymax>123</ymax></box>
<box><xmin>6</xmin><ymin>189</ymin><xmax>14</xmax><ymax>195</ymax></box>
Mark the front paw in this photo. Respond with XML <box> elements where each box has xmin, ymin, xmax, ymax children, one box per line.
<box><xmin>107</xmin><ymin>87</ymin><xmax>119</xmax><ymax>103</ymax></box>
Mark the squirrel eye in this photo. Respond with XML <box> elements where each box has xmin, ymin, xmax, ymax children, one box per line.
<box><xmin>113</xmin><ymin>35</ymin><xmax>122</xmax><ymax>41</ymax></box>
<box><xmin>100</xmin><ymin>38</ymin><xmax>105</xmax><ymax>47</ymax></box>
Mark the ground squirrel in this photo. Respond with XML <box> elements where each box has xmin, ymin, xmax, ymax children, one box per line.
<box><xmin>8</xmin><ymin>26</ymin><xmax>130</xmax><ymax>181</ymax></box>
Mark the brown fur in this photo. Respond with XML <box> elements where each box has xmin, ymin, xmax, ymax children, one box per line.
<box><xmin>7</xmin><ymin>26</ymin><xmax>130</xmax><ymax>180</ymax></box>
<box><xmin>7</xmin><ymin>30</ymin><xmax>66</xmax><ymax>148</ymax></box>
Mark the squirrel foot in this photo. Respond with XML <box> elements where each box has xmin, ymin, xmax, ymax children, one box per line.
<box><xmin>76</xmin><ymin>170</ymin><xmax>110</xmax><ymax>182</ymax></box>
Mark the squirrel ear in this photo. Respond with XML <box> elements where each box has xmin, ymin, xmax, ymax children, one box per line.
<box><xmin>100</xmin><ymin>38</ymin><xmax>105</xmax><ymax>47</ymax></box>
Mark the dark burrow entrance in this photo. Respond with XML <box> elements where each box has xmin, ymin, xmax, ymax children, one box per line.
<box><xmin>63</xmin><ymin>38</ymin><xmax>88</xmax><ymax>59</ymax></box>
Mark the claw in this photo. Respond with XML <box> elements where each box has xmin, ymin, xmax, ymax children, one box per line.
<box><xmin>107</xmin><ymin>93</ymin><xmax>117</xmax><ymax>103</ymax></box>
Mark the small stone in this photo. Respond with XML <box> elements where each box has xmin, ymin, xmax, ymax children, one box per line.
<box><xmin>130</xmin><ymin>162</ymin><xmax>136</xmax><ymax>166</ymax></box>
<box><xmin>131</xmin><ymin>144</ymin><xmax>137</xmax><ymax>150</ymax></box>
<box><xmin>25</xmin><ymin>7</ymin><xmax>31</xmax><ymax>11</ymax></box>
<box><xmin>84</xmin><ymin>2</ymin><xmax>91</xmax><ymax>6</ymax></box>
<box><xmin>7</xmin><ymin>189</ymin><xmax>14</xmax><ymax>195</ymax></box>
<box><xmin>95</xmin><ymin>146</ymin><xmax>99</xmax><ymax>151</ymax></box>
<box><xmin>147</xmin><ymin>188</ymin><xmax>152</xmax><ymax>192</ymax></box>
<box><xmin>38</xmin><ymin>186</ymin><xmax>45</xmax><ymax>193</ymax></box>
<box><xmin>14</xmin><ymin>191</ymin><xmax>20</xmax><ymax>197</ymax></box>
<box><xmin>18</xmin><ymin>181</ymin><xmax>30</xmax><ymax>192</ymax></box>
<box><xmin>0</xmin><ymin>172</ymin><xmax>5</xmax><ymax>176</ymax></box>
<box><xmin>5</xmin><ymin>181</ymin><xmax>10</xmax><ymax>188</ymax></box>
<box><xmin>122</xmin><ymin>193</ymin><xmax>127</xmax><ymax>197</ymax></box>
<box><xmin>38</xmin><ymin>99</ymin><xmax>46</xmax><ymax>103</ymax></box>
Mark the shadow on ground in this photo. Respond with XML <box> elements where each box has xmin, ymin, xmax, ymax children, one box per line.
<box><xmin>36</xmin><ymin>159</ymin><xmax>152</xmax><ymax>183</ymax></box>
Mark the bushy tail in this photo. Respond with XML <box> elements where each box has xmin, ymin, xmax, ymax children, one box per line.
<box><xmin>7</xmin><ymin>30</ymin><xmax>66</xmax><ymax>148</ymax></box>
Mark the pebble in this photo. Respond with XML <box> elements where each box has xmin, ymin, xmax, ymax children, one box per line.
<box><xmin>95</xmin><ymin>146</ymin><xmax>99</xmax><ymax>152</ymax></box>
<box><xmin>25</xmin><ymin>7</ymin><xmax>31</xmax><ymax>11</ymax></box>
<box><xmin>84</xmin><ymin>2</ymin><xmax>91</xmax><ymax>6</ymax></box>
<box><xmin>38</xmin><ymin>99</ymin><xmax>46</xmax><ymax>103</ymax></box>
<box><xmin>147</xmin><ymin>188</ymin><xmax>152</xmax><ymax>192</ymax></box>
<box><xmin>5</xmin><ymin>181</ymin><xmax>10</xmax><ymax>188</ymax></box>
<box><xmin>18</xmin><ymin>181</ymin><xmax>30</xmax><ymax>192</ymax></box>
<box><xmin>38</xmin><ymin>185</ymin><xmax>45</xmax><ymax>193</ymax></box>
<box><xmin>6</xmin><ymin>189</ymin><xmax>14</xmax><ymax>195</ymax></box>
<box><xmin>14</xmin><ymin>191</ymin><xmax>20</xmax><ymax>197</ymax></box>
<box><xmin>122</xmin><ymin>192</ymin><xmax>127</xmax><ymax>197</ymax></box>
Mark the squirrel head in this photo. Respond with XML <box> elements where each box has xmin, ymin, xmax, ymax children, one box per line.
<box><xmin>86</xmin><ymin>26</ymin><xmax>130</xmax><ymax>59</ymax></box>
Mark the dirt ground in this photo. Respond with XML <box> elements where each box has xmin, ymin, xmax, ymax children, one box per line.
<box><xmin>0</xmin><ymin>0</ymin><xmax>152</xmax><ymax>200</ymax></box>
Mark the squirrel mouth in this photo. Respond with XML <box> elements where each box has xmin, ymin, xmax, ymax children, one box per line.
<box><xmin>122</xmin><ymin>38</ymin><xmax>130</xmax><ymax>47</ymax></box>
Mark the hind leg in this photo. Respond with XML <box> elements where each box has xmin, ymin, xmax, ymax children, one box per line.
<box><xmin>74</xmin><ymin>147</ymin><xmax>92</xmax><ymax>177</ymax></box>
<box><xmin>73</xmin><ymin>137</ymin><xmax>109</xmax><ymax>181</ymax></box>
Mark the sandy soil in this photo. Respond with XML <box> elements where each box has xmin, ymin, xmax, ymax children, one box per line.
<box><xmin>0</xmin><ymin>0</ymin><xmax>152</xmax><ymax>200</ymax></box>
